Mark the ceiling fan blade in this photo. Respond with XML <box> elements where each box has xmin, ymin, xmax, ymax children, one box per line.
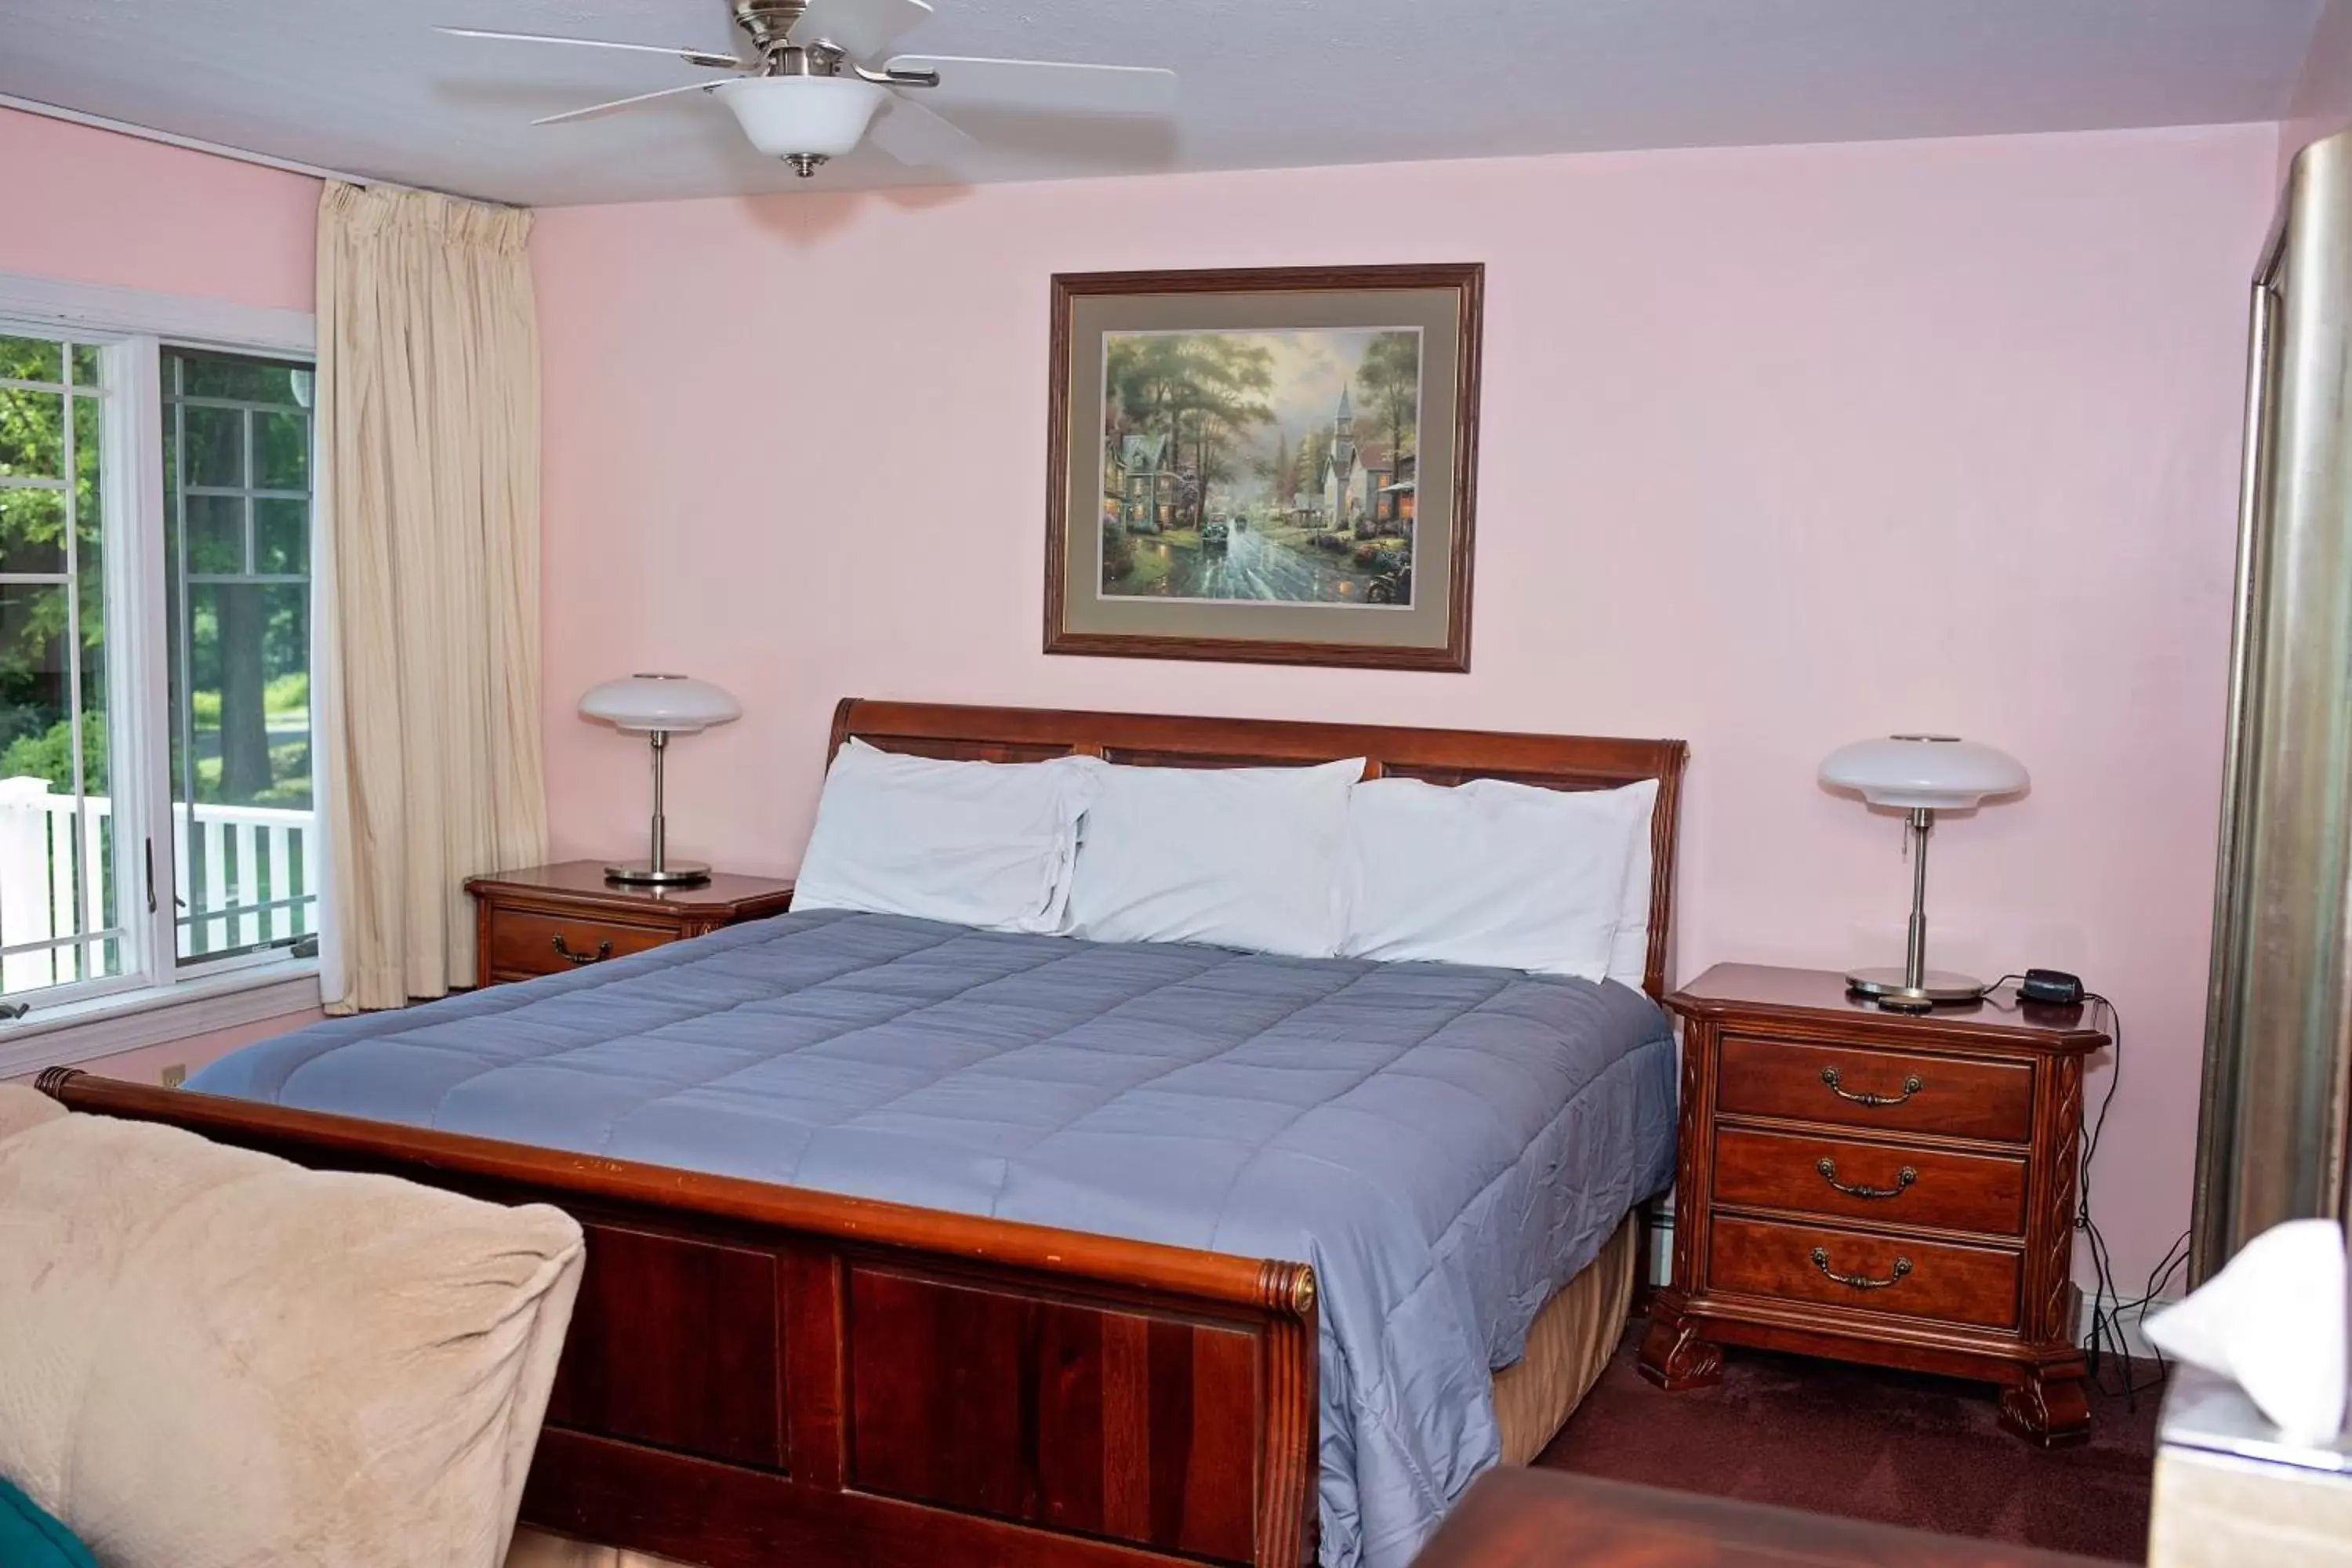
<box><xmin>884</xmin><ymin>56</ymin><xmax>1177</xmax><ymax>116</ymax></box>
<box><xmin>868</xmin><ymin>91</ymin><xmax>974</xmax><ymax>166</ymax></box>
<box><xmin>531</xmin><ymin>81</ymin><xmax>720</xmax><ymax>126</ymax></box>
<box><xmin>437</xmin><ymin>26</ymin><xmax>745</xmax><ymax>70</ymax></box>
<box><xmin>786</xmin><ymin>0</ymin><xmax>933</xmax><ymax>62</ymax></box>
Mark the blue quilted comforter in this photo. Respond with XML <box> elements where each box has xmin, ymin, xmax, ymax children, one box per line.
<box><xmin>191</xmin><ymin>909</ymin><xmax>1675</xmax><ymax>1566</ymax></box>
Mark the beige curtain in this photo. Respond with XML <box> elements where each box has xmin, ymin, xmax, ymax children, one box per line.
<box><xmin>315</xmin><ymin>181</ymin><xmax>547</xmax><ymax>1013</ymax></box>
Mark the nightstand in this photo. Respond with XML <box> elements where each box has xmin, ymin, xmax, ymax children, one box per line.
<box><xmin>1639</xmin><ymin>963</ymin><xmax>2111</xmax><ymax>1446</ymax></box>
<box><xmin>465</xmin><ymin>860</ymin><xmax>795</xmax><ymax>985</ymax></box>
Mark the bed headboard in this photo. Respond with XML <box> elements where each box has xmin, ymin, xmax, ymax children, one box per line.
<box><xmin>828</xmin><ymin>699</ymin><xmax>1690</xmax><ymax>1000</ymax></box>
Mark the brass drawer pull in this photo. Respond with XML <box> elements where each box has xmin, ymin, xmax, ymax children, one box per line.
<box><xmin>1820</xmin><ymin>1065</ymin><xmax>1923</xmax><ymax>1107</ymax></box>
<box><xmin>1811</xmin><ymin>1247</ymin><xmax>1912</xmax><ymax>1290</ymax></box>
<box><xmin>552</xmin><ymin>935</ymin><xmax>613</xmax><ymax>967</ymax></box>
<box><xmin>1816</xmin><ymin>1157</ymin><xmax>1916</xmax><ymax>1200</ymax></box>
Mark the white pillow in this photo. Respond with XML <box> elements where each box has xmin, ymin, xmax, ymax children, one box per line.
<box><xmin>1062</xmin><ymin>757</ymin><xmax>1363</xmax><ymax>957</ymax></box>
<box><xmin>1340</xmin><ymin>775</ymin><xmax>1643</xmax><ymax>980</ymax></box>
<box><xmin>1604</xmin><ymin>778</ymin><xmax>1661</xmax><ymax>987</ymax></box>
<box><xmin>793</xmin><ymin>739</ymin><xmax>1098</xmax><ymax>933</ymax></box>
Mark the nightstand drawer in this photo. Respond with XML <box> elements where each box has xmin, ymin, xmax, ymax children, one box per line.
<box><xmin>1711</xmin><ymin>1125</ymin><xmax>2027</xmax><ymax>1236</ymax></box>
<box><xmin>488</xmin><ymin>909</ymin><xmax>673</xmax><ymax>979</ymax></box>
<box><xmin>1716</xmin><ymin>1034</ymin><xmax>2034</xmax><ymax>1143</ymax></box>
<box><xmin>1708</xmin><ymin>1214</ymin><xmax>2020</xmax><ymax>1330</ymax></box>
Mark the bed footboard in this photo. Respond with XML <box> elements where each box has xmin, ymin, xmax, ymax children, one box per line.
<box><xmin>35</xmin><ymin>1069</ymin><xmax>1319</xmax><ymax>1568</ymax></box>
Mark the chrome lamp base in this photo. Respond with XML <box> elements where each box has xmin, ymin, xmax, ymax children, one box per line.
<box><xmin>604</xmin><ymin>728</ymin><xmax>710</xmax><ymax>887</ymax></box>
<box><xmin>604</xmin><ymin>858</ymin><xmax>711</xmax><ymax>887</ymax></box>
<box><xmin>1846</xmin><ymin>965</ymin><xmax>1988</xmax><ymax>1013</ymax></box>
<box><xmin>1846</xmin><ymin>805</ymin><xmax>1989</xmax><ymax>1013</ymax></box>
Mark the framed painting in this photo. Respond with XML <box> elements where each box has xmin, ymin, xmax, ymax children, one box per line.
<box><xmin>1045</xmin><ymin>263</ymin><xmax>1483</xmax><ymax>672</ymax></box>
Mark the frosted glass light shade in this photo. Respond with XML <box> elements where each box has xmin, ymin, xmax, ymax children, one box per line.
<box><xmin>713</xmin><ymin>77</ymin><xmax>887</xmax><ymax>159</ymax></box>
<box><xmin>1819</xmin><ymin>735</ymin><xmax>2027</xmax><ymax>810</ymax></box>
<box><xmin>579</xmin><ymin>674</ymin><xmax>742</xmax><ymax>735</ymax></box>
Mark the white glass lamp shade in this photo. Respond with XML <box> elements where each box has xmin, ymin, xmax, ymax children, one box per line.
<box><xmin>713</xmin><ymin>77</ymin><xmax>887</xmax><ymax>159</ymax></box>
<box><xmin>579</xmin><ymin>673</ymin><xmax>742</xmax><ymax>735</ymax></box>
<box><xmin>1818</xmin><ymin>735</ymin><xmax>2028</xmax><ymax>811</ymax></box>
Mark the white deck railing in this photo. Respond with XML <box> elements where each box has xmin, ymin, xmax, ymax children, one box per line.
<box><xmin>0</xmin><ymin>775</ymin><xmax>318</xmax><ymax>992</ymax></box>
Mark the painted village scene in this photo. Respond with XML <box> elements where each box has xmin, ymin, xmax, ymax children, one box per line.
<box><xmin>1100</xmin><ymin>328</ymin><xmax>1421</xmax><ymax>606</ymax></box>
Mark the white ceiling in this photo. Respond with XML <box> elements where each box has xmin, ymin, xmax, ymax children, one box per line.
<box><xmin>0</xmin><ymin>0</ymin><xmax>2328</xmax><ymax>206</ymax></box>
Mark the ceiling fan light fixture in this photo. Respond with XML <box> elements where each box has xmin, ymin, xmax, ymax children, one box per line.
<box><xmin>713</xmin><ymin>75</ymin><xmax>888</xmax><ymax>163</ymax></box>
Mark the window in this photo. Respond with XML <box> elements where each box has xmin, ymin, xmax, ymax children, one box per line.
<box><xmin>163</xmin><ymin>350</ymin><xmax>317</xmax><ymax>962</ymax></box>
<box><xmin>0</xmin><ymin>319</ymin><xmax>317</xmax><ymax>1015</ymax></box>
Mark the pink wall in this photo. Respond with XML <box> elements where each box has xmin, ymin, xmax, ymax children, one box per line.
<box><xmin>0</xmin><ymin>106</ymin><xmax>317</xmax><ymax>309</ymax></box>
<box><xmin>534</xmin><ymin>124</ymin><xmax>2274</xmax><ymax>1290</ymax></box>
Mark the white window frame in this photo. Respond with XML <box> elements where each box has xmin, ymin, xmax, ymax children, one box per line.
<box><xmin>0</xmin><ymin>271</ymin><xmax>321</xmax><ymax>1070</ymax></box>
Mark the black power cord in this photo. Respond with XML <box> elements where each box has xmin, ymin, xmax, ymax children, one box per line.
<box><xmin>2068</xmin><ymin>990</ymin><xmax>2188</xmax><ymax>1406</ymax></box>
<box><xmin>1978</xmin><ymin>980</ymin><xmax>2188</xmax><ymax>1404</ymax></box>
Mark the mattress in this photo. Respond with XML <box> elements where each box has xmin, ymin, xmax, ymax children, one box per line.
<box><xmin>192</xmin><ymin>909</ymin><xmax>1676</xmax><ymax>1567</ymax></box>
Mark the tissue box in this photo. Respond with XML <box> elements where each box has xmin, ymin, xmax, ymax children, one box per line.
<box><xmin>2150</xmin><ymin>1365</ymin><xmax>2352</xmax><ymax>1567</ymax></box>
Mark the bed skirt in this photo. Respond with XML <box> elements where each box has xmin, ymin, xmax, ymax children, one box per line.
<box><xmin>1491</xmin><ymin>1210</ymin><xmax>1638</xmax><ymax>1465</ymax></box>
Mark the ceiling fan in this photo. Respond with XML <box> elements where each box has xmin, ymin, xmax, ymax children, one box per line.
<box><xmin>440</xmin><ymin>0</ymin><xmax>1178</xmax><ymax>176</ymax></box>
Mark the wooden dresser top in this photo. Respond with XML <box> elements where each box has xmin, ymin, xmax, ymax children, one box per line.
<box><xmin>1668</xmin><ymin>964</ymin><xmax>2112</xmax><ymax>1054</ymax></box>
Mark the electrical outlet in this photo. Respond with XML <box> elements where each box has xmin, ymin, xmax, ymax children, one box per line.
<box><xmin>160</xmin><ymin>1064</ymin><xmax>186</xmax><ymax>1089</ymax></box>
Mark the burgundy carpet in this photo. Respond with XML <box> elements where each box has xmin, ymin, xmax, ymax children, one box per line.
<box><xmin>1534</xmin><ymin>1327</ymin><xmax>2162</xmax><ymax>1562</ymax></box>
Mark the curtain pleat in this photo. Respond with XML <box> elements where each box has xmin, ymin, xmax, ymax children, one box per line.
<box><xmin>315</xmin><ymin>181</ymin><xmax>547</xmax><ymax>1012</ymax></box>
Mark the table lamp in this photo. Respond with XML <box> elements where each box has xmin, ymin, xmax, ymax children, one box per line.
<box><xmin>1818</xmin><ymin>734</ymin><xmax>2028</xmax><ymax>1011</ymax></box>
<box><xmin>579</xmin><ymin>673</ymin><xmax>742</xmax><ymax>886</ymax></box>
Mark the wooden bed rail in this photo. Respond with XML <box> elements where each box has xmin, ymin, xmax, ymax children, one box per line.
<box><xmin>37</xmin><ymin>1068</ymin><xmax>1321</xmax><ymax>1568</ymax></box>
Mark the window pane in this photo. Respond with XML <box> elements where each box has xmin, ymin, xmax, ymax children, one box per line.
<box><xmin>70</xmin><ymin>346</ymin><xmax>100</xmax><ymax>388</ymax></box>
<box><xmin>179</xmin><ymin>582</ymin><xmax>308</xmax><ymax>808</ymax></box>
<box><xmin>179</xmin><ymin>354</ymin><xmax>303</xmax><ymax>405</ymax></box>
<box><xmin>0</xmin><ymin>583</ymin><xmax>67</xmax><ymax>763</ymax></box>
<box><xmin>165</xmin><ymin>348</ymin><xmax>317</xmax><ymax>965</ymax></box>
<box><xmin>0</xmin><ymin>336</ymin><xmax>62</xmax><ymax>384</ymax></box>
<box><xmin>75</xmin><ymin>419</ymin><xmax>106</xmax><ymax>800</ymax></box>
<box><xmin>183</xmin><ymin>405</ymin><xmax>243</xmax><ymax>488</ymax></box>
<box><xmin>0</xmin><ymin>579</ymin><xmax>118</xmax><ymax>998</ymax></box>
<box><xmin>74</xmin><ymin>395</ymin><xmax>100</xmax><ymax>520</ymax></box>
<box><xmin>255</xmin><ymin>411</ymin><xmax>307</xmax><ymax>492</ymax></box>
<box><xmin>0</xmin><ymin>387</ymin><xmax>63</xmax><ymax>478</ymax></box>
<box><xmin>256</xmin><ymin>499</ymin><xmax>307</xmax><ymax>574</ymax></box>
<box><xmin>0</xmin><ymin>583</ymin><xmax>71</xmax><ymax>997</ymax></box>
<box><xmin>185</xmin><ymin>494</ymin><xmax>245</xmax><ymax>575</ymax></box>
<box><xmin>0</xmin><ymin>486</ymin><xmax>66</xmax><ymax>575</ymax></box>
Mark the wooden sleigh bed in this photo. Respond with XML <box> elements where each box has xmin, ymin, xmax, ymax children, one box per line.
<box><xmin>37</xmin><ymin>699</ymin><xmax>1687</xmax><ymax>1568</ymax></box>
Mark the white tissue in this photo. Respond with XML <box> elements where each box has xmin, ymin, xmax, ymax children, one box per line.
<box><xmin>2145</xmin><ymin>1218</ymin><xmax>2348</xmax><ymax>1446</ymax></box>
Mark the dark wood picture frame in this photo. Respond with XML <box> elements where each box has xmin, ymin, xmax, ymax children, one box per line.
<box><xmin>1044</xmin><ymin>264</ymin><xmax>1485</xmax><ymax>673</ymax></box>
<box><xmin>41</xmin><ymin>699</ymin><xmax>1686</xmax><ymax>1568</ymax></box>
